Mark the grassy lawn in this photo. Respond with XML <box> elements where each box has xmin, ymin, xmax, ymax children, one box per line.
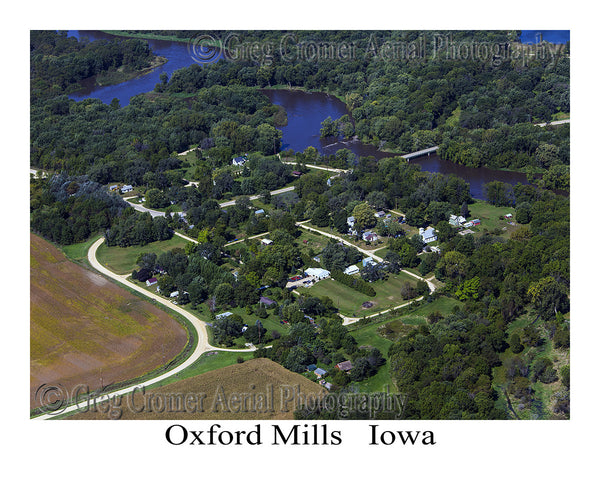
<box><xmin>466</xmin><ymin>200</ymin><xmax>518</xmax><ymax>238</ymax></box>
<box><xmin>96</xmin><ymin>236</ymin><xmax>192</xmax><ymax>274</ymax></box>
<box><xmin>301</xmin><ymin>272</ymin><xmax>419</xmax><ymax>318</ymax></box>
<box><xmin>60</xmin><ymin>234</ymin><xmax>103</xmax><ymax>264</ymax></box>
<box><xmin>296</xmin><ymin>229</ymin><xmax>331</xmax><ymax>256</ymax></box>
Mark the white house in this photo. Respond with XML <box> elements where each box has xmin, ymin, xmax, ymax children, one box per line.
<box><xmin>215</xmin><ymin>312</ymin><xmax>233</xmax><ymax>320</ymax></box>
<box><xmin>362</xmin><ymin>257</ymin><xmax>376</xmax><ymax>267</ymax></box>
<box><xmin>305</xmin><ymin>267</ymin><xmax>330</xmax><ymax>280</ymax></box>
<box><xmin>344</xmin><ymin>265</ymin><xmax>360</xmax><ymax>275</ymax></box>
<box><xmin>362</xmin><ymin>231</ymin><xmax>378</xmax><ymax>242</ymax></box>
<box><xmin>261</xmin><ymin>238</ymin><xmax>273</xmax><ymax>245</ymax></box>
<box><xmin>120</xmin><ymin>185</ymin><xmax>133</xmax><ymax>193</ymax></box>
<box><xmin>169</xmin><ymin>291</ymin><xmax>179</xmax><ymax>298</ymax></box>
<box><xmin>232</xmin><ymin>156</ymin><xmax>247</xmax><ymax>166</ymax></box>
<box><xmin>375</xmin><ymin>211</ymin><xmax>386</xmax><ymax>218</ymax></box>
<box><xmin>347</xmin><ymin>216</ymin><xmax>356</xmax><ymax>227</ymax></box>
<box><xmin>420</xmin><ymin>227</ymin><xmax>437</xmax><ymax>243</ymax></box>
<box><xmin>449</xmin><ymin>214</ymin><xmax>467</xmax><ymax>226</ymax></box>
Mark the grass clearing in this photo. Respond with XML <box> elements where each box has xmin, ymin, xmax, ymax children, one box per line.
<box><xmin>96</xmin><ymin>236</ymin><xmax>192</xmax><ymax>274</ymax></box>
<box><xmin>60</xmin><ymin>234</ymin><xmax>103</xmax><ymax>264</ymax></box>
<box><xmin>301</xmin><ymin>272</ymin><xmax>419</xmax><ymax>318</ymax></box>
<box><xmin>467</xmin><ymin>200</ymin><xmax>518</xmax><ymax>238</ymax></box>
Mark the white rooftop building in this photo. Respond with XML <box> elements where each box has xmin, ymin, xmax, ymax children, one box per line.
<box><xmin>420</xmin><ymin>227</ymin><xmax>437</xmax><ymax>243</ymax></box>
<box><xmin>305</xmin><ymin>267</ymin><xmax>331</xmax><ymax>280</ymax></box>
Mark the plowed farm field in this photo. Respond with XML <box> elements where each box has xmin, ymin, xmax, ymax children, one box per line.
<box><xmin>68</xmin><ymin>358</ymin><xmax>326</xmax><ymax>420</ymax></box>
<box><xmin>30</xmin><ymin>233</ymin><xmax>188</xmax><ymax>410</ymax></box>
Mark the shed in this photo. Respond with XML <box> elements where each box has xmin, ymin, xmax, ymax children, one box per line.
<box><xmin>169</xmin><ymin>291</ymin><xmax>179</xmax><ymax>298</ymax></box>
<box><xmin>255</xmin><ymin>209</ymin><xmax>265</xmax><ymax>216</ymax></box>
<box><xmin>307</xmin><ymin>364</ymin><xmax>317</xmax><ymax>372</ymax></box>
<box><xmin>314</xmin><ymin>368</ymin><xmax>327</xmax><ymax>378</ymax></box>
<box><xmin>472</xmin><ymin>219</ymin><xmax>481</xmax><ymax>225</ymax></box>
<box><xmin>375</xmin><ymin>211</ymin><xmax>386</xmax><ymax>218</ymax></box>
<box><xmin>261</xmin><ymin>238</ymin><xmax>273</xmax><ymax>245</ymax></box>
<box><xmin>259</xmin><ymin>296</ymin><xmax>276</xmax><ymax>307</ymax></box>
<box><xmin>336</xmin><ymin>360</ymin><xmax>353</xmax><ymax>372</ymax></box>
<box><xmin>146</xmin><ymin>277</ymin><xmax>158</xmax><ymax>287</ymax></box>
<box><xmin>215</xmin><ymin>312</ymin><xmax>233</xmax><ymax>320</ymax></box>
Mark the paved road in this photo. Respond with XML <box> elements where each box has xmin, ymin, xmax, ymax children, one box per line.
<box><xmin>33</xmin><ymin>237</ymin><xmax>254</xmax><ymax>420</ymax></box>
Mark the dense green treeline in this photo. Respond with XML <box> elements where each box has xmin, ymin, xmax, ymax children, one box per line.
<box><xmin>31</xmin><ymin>30</ymin><xmax>156</xmax><ymax>96</ymax></box>
<box><xmin>158</xmin><ymin>30</ymin><xmax>569</xmax><ymax>163</ymax></box>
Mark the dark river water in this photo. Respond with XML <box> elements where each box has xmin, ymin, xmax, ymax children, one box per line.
<box><xmin>67</xmin><ymin>30</ymin><xmax>535</xmax><ymax>199</ymax></box>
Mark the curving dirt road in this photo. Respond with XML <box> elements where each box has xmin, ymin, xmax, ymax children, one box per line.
<box><xmin>33</xmin><ymin>237</ymin><xmax>254</xmax><ymax>420</ymax></box>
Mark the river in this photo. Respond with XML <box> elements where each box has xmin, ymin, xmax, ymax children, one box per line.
<box><xmin>67</xmin><ymin>30</ymin><xmax>536</xmax><ymax>199</ymax></box>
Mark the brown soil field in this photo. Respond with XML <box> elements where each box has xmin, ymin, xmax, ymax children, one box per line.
<box><xmin>30</xmin><ymin>233</ymin><xmax>188</xmax><ymax>410</ymax></box>
<box><xmin>68</xmin><ymin>358</ymin><xmax>326</xmax><ymax>420</ymax></box>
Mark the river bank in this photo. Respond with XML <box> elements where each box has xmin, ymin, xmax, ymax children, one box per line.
<box><xmin>95</xmin><ymin>55</ymin><xmax>168</xmax><ymax>87</ymax></box>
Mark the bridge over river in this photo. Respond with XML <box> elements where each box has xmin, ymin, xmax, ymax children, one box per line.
<box><xmin>401</xmin><ymin>146</ymin><xmax>439</xmax><ymax>161</ymax></box>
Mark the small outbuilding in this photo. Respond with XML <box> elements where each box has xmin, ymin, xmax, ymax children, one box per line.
<box><xmin>314</xmin><ymin>368</ymin><xmax>327</xmax><ymax>378</ymax></box>
<box><xmin>146</xmin><ymin>277</ymin><xmax>158</xmax><ymax>287</ymax></box>
<box><xmin>259</xmin><ymin>296</ymin><xmax>276</xmax><ymax>307</ymax></box>
<box><xmin>336</xmin><ymin>360</ymin><xmax>353</xmax><ymax>372</ymax></box>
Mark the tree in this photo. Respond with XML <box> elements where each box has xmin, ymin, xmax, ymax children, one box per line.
<box><xmin>436</xmin><ymin>250</ymin><xmax>468</xmax><ymax>283</ymax></box>
<box><xmin>509</xmin><ymin>333</ymin><xmax>524</xmax><ymax>354</ymax></box>
<box><xmin>214</xmin><ymin>282</ymin><xmax>234</xmax><ymax>306</ymax></box>
<box><xmin>484</xmin><ymin>181</ymin><xmax>514</xmax><ymax>207</ymax></box>
<box><xmin>136</xmin><ymin>252</ymin><xmax>157</xmax><ymax>271</ymax></box>
<box><xmin>349</xmin><ymin>357</ymin><xmax>375</xmax><ymax>381</ymax></box>
<box><xmin>145</xmin><ymin>188</ymin><xmax>169</xmax><ymax>209</ymax></box>
<box><xmin>535</xmin><ymin>143</ymin><xmax>560</xmax><ymax>168</ymax></box>
<box><xmin>283</xmin><ymin>345</ymin><xmax>313</xmax><ymax>373</ymax></box>
<box><xmin>311</xmin><ymin>205</ymin><xmax>330</xmax><ymax>227</ymax></box>
<box><xmin>527</xmin><ymin>276</ymin><xmax>569</xmax><ymax>320</ymax></box>
<box><xmin>351</xmin><ymin>202</ymin><xmax>376</xmax><ymax>230</ymax></box>
<box><xmin>320</xmin><ymin>117</ymin><xmax>338</xmax><ymax>137</ymax></box>
<box><xmin>365</xmin><ymin>191</ymin><xmax>388</xmax><ymax>210</ymax></box>
<box><xmin>455</xmin><ymin>276</ymin><xmax>480</xmax><ymax>301</ymax></box>
<box><xmin>188</xmin><ymin>277</ymin><xmax>208</xmax><ymax>306</ymax></box>
<box><xmin>157</xmin><ymin>275</ymin><xmax>176</xmax><ymax>296</ymax></box>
